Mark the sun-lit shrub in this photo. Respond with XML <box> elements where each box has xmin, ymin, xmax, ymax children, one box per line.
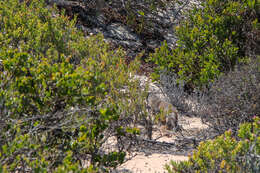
<box><xmin>0</xmin><ymin>0</ymin><xmax>148</xmax><ymax>172</ymax></box>
<box><xmin>166</xmin><ymin>117</ymin><xmax>260</xmax><ymax>173</ymax></box>
<box><xmin>150</xmin><ymin>0</ymin><xmax>259</xmax><ymax>89</ymax></box>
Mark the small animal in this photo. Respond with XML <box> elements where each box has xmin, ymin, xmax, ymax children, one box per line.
<box><xmin>148</xmin><ymin>94</ymin><xmax>179</xmax><ymax>131</ymax></box>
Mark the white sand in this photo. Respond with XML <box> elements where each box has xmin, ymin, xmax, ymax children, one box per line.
<box><xmin>114</xmin><ymin>116</ymin><xmax>208</xmax><ymax>173</ymax></box>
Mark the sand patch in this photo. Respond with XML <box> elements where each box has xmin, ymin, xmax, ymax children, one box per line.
<box><xmin>113</xmin><ymin>116</ymin><xmax>209</xmax><ymax>173</ymax></box>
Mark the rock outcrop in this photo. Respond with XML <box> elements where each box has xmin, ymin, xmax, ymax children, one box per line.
<box><xmin>48</xmin><ymin>0</ymin><xmax>200</xmax><ymax>61</ymax></box>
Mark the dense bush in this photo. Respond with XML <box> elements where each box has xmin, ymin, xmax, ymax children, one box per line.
<box><xmin>196</xmin><ymin>57</ymin><xmax>260</xmax><ymax>135</ymax></box>
<box><xmin>165</xmin><ymin>117</ymin><xmax>260</xmax><ymax>173</ymax></box>
<box><xmin>152</xmin><ymin>57</ymin><xmax>260</xmax><ymax>138</ymax></box>
<box><xmin>0</xmin><ymin>0</ymin><xmax>149</xmax><ymax>172</ymax></box>
<box><xmin>150</xmin><ymin>0</ymin><xmax>259</xmax><ymax>88</ymax></box>
<box><xmin>151</xmin><ymin>1</ymin><xmax>260</xmax><ymax>171</ymax></box>
<box><xmin>149</xmin><ymin>0</ymin><xmax>260</xmax><ymax>136</ymax></box>
<box><xmin>159</xmin><ymin>56</ymin><xmax>260</xmax><ymax>134</ymax></box>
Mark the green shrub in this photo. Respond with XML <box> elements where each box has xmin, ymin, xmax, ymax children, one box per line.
<box><xmin>0</xmin><ymin>0</ymin><xmax>148</xmax><ymax>172</ymax></box>
<box><xmin>150</xmin><ymin>0</ymin><xmax>259</xmax><ymax>88</ymax></box>
<box><xmin>165</xmin><ymin>116</ymin><xmax>260</xmax><ymax>173</ymax></box>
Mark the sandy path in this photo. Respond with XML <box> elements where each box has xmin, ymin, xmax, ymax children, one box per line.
<box><xmin>114</xmin><ymin>116</ymin><xmax>209</xmax><ymax>173</ymax></box>
<box><xmin>116</xmin><ymin>153</ymin><xmax>188</xmax><ymax>173</ymax></box>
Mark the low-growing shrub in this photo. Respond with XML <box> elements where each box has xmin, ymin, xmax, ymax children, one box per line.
<box><xmin>150</xmin><ymin>0</ymin><xmax>259</xmax><ymax>88</ymax></box>
<box><xmin>165</xmin><ymin>116</ymin><xmax>260</xmax><ymax>173</ymax></box>
<box><xmin>152</xmin><ymin>56</ymin><xmax>259</xmax><ymax>136</ymax></box>
<box><xmin>194</xmin><ymin>57</ymin><xmax>260</xmax><ymax>135</ymax></box>
<box><xmin>0</xmin><ymin>0</ymin><xmax>149</xmax><ymax>172</ymax></box>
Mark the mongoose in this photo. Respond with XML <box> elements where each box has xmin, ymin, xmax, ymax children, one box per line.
<box><xmin>148</xmin><ymin>94</ymin><xmax>179</xmax><ymax>131</ymax></box>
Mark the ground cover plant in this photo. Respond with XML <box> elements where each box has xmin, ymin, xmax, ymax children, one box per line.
<box><xmin>0</xmin><ymin>0</ymin><xmax>149</xmax><ymax>172</ymax></box>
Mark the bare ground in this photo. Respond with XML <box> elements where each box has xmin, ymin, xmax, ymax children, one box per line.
<box><xmin>113</xmin><ymin>115</ymin><xmax>210</xmax><ymax>173</ymax></box>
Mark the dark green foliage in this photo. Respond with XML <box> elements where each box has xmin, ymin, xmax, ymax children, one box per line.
<box><xmin>150</xmin><ymin>0</ymin><xmax>259</xmax><ymax>88</ymax></box>
<box><xmin>166</xmin><ymin>117</ymin><xmax>260</xmax><ymax>173</ymax></box>
<box><xmin>0</xmin><ymin>0</ymin><xmax>148</xmax><ymax>172</ymax></box>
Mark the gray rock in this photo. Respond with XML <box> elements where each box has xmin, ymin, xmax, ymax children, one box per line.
<box><xmin>106</xmin><ymin>23</ymin><xmax>140</xmax><ymax>41</ymax></box>
<box><xmin>53</xmin><ymin>0</ymin><xmax>201</xmax><ymax>59</ymax></box>
<box><xmin>164</xmin><ymin>32</ymin><xmax>178</xmax><ymax>48</ymax></box>
<box><xmin>146</xmin><ymin>40</ymin><xmax>160</xmax><ymax>50</ymax></box>
<box><xmin>73</xmin><ymin>0</ymin><xmax>201</xmax><ymax>58</ymax></box>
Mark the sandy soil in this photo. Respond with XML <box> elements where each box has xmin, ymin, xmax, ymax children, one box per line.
<box><xmin>115</xmin><ymin>154</ymin><xmax>188</xmax><ymax>173</ymax></box>
<box><xmin>114</xmin><ymin>116</ymin><xmax>209</xmax><ymax>173</ymax></box>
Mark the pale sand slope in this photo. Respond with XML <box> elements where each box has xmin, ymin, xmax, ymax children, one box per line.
<box><xmin>116</xmin><ymin>154</ymin><xmax>188</xmax><ymax>173</ymax></box>
<box><xmin>115</xmin><ymin>116</ymin><xmax>209</xmax><ymax>173</ymax></box>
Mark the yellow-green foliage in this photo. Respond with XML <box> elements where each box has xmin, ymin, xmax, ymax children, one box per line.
<box><xmin>165</xmin><ymin>117</ymin><xmax>260</xmax><ymax>173</ymax></box>
<box><xmin>150</xmin><ymin>0</ymin><xmax>259</xmax><ymax>88</ymax></box>
<box><xmin>0</xmin><ymin>0</ymin><xmax>148</xmax><ymax>172</ymax></box>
